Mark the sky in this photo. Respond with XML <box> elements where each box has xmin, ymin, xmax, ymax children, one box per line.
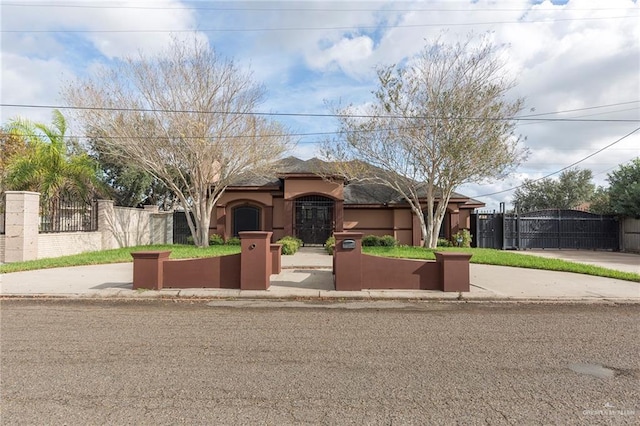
<box><xmin>1</xmin><ymin>0</ymin><xmax>639</xmax><ymax>210</ymax></box>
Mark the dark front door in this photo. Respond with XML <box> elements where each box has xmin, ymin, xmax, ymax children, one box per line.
<box><xmin>233</xmin><ymin>205</ymin><xmax>261</xmax><ymax>236</ymax></box>
<box><xmin>295</xmin><ymin>196</ymin><xmax>334</xmax><ymax>245</ymax></box>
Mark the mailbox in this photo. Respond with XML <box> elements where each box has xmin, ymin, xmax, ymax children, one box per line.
<box><xmin>341</xmin><ymin>239</ymin><xmax>356</xmax><ymax>249</ymax></box>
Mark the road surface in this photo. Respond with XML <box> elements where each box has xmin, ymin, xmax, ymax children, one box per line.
<box><xmin>1</xmin><ymin>299</ymin><xmax>638</xmax><ymax>424</ymax></box>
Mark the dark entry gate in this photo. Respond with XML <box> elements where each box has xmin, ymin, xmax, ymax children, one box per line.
<box><xmin>294</xmin><ymin>195</ymin><xmax>334</xmax><ymax>245</ymax></box>
<box><xmin>173</xmin><ymin>211</ymin><xmax>193</xmax><ymax>244</ymax></box>
<box><xmin>472</xmin><ymin>209</ymin><xmax>619</xmax><ymax>250</ymax></box>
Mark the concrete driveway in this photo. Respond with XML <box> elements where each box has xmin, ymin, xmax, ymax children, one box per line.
<box><xmin>516</xmin><ymin>250</ymin><xmax>639</xmax><ymax>274</ymax></box>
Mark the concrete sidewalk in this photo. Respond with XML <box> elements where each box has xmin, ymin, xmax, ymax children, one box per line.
<box><xmin>1</xmin><ymin>248</ymin><xmax>638</xmax><ymax>303</ymax></box>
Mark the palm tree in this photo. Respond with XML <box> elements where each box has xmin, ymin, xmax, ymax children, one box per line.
<box><xmin>5</xmin><ymin>110</ymin><xmax>102</xmax><ymax>230</ymax></box>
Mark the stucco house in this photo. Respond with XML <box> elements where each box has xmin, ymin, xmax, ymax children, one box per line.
<box><xmin>213</xmin><ymin>157</ymin><xmax>484</xmax><ymax>246</ymax></box>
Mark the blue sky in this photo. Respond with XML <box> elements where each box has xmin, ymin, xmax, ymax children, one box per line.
<box><xmin>1</xmin><ymin>0</ymin><xmax>639</xmax><ymax>210</ymax></box>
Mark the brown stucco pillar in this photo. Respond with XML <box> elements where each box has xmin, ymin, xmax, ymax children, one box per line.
<box><xmin>284</xmin><ymin>199</ymin><xmax>293</xmax><ymax>236</ymax></box>
<box><xmin>216</xmin><ymin>205</ymin><xmax>226</xmax><ymax>238</ymax></box>
<box><xmin>334</xmin><ymin>200</ymin><xmax>344</xmax><ymax>232</ymax></box>
<box><xmin>265</xmin><ymin>206</ymin><xmax>274</xmax><ymax>232</ymax></box>
<box><xmin>270</xmin><ymin>243</ymin><xmax>282</xmax><ymax>275</ymax></box>
<box><xmin>412</xmin><ymin>214</ymin><xmax>422</xmax><ymax>247</ymax></box>
<box><xmin>435</xmin><ymin>252</ymin><xmax>472</xmax><ymax>292</ymax></box>
<box><xmin>334</xmin><ymin>232</ymin><xmax>363</xmax><ymax>291</ymax></box>
<box><xmin>131</xmin><ymin>251</ymin><xmax>171</xmax><ymax>290</ymax></box>
<box><xmin>449</xmin><ymin>209</ymin><xmax>460</xmax><ymax>237</ymax></box>
<box><xmin>240</xmin><ymin>231</ymin><xmax>272</xmax><ymax>290</ymax></box>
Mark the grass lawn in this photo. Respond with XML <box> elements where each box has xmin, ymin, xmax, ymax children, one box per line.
<box><xmin>2</xmin><ymin>243</ymin><xmax>638</xmax><ymax>283</ymax></box>
<box><xmin>0</xmin><ymin>244</ymin><xmax>241</xmax><ymax>274</ymax></box>
<box><xmin>363</xmin><ymin>246</ymin><xmax>640</xmax><ymax>283</ymax></box>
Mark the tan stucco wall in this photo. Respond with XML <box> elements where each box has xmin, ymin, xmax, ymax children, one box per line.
<box><xmin>284</xmin><ymin>178</ymin><xmax>343</xmax><ymax>200</ymax></box>
<box><xmin>38</xmin><ymin>232</ymin><xmax>103</xmax><ymax>259</ymax></box>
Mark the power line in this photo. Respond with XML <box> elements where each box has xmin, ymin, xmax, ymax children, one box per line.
<box><xmin>1</xmin><ymin>2</ymin><xmax>635</xmax><ymax>12</ymax></box>
<box><xmin>515</xmin><ymin>100</ymin><xmax>640</xmax><ymax>118</ymax></box>
<box><xmin>473</xmin><ymin>126</ymin><xmax>640</xmax><ymax>198</ymax></box>
<box><xmin>2</xmin><ymin>15</ymin><xmax>637</xmax><ymax>33</ymax></box>
<box><xmin>2</xmin><ymin>103</ymin><xmax>639</xmax><ymax>123</ymax></box>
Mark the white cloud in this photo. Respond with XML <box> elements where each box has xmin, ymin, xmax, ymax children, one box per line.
<box><xmin>1</xmin><ymin>0</ymin><xmax>638</xmax><ymax>207</ymax></box>
<box><xmin>306</xmin><ymin>35</ymin><xmax>374</xmax><ymax>77</ymax></box>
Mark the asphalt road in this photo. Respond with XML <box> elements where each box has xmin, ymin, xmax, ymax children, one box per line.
<box><xmin>1</xmin><ymin>300</ymin><xmax>638</xmax><ymax>425</ymax></box>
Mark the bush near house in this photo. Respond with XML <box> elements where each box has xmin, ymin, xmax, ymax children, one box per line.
<box><xmin>362</xmin><ymin>235</ymin><xmax>398</xmax><ymax>247</ymax></box>
<box><xmin>325</xmin><ymin>235</ymin><xmax>336</xmax><ymax>255</ymax></box>
<box><xmin>186</xmin><ymin>234</ymin><xmax>226</xmax><ymax>246</ymax></box>
<box><xmin>225</xmin><ymin>236</ymin><xmax>241</xmax><ymax>245</ymax></box>
<box><xmin>451</xmin><ymin>229</ymin><xmax>472</xmax><ymax>248</ymax></box>
<box><xmin>277</xmin><ymin>236</ymin><xmax>303</xmax><ymax>255</ymax></box>
<box><xmin>437</xmin><ymin>238</ymin><xmax>453</xmax><ymax>247</ymax></box>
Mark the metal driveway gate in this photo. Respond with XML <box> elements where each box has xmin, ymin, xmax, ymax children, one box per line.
<box><xmin>472</xmin><ymin>209</ymin><xmax>619</xmax><ymax>250</ymax></box>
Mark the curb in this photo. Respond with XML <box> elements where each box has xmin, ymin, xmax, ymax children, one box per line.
<box><xmin>2</xmin><ymin>291</ymin><xmax>639</xmax><ymax>305</ymax></box>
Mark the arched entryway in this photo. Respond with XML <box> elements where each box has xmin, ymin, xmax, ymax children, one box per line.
<box><xmin>294</xmin><ymin>195</ymin><xmax>334</xmax><ymax>245</ymax></box>
<box><xmin>232</xmin><ymin>205</ymin><xmax>261</xmax><ymax>236</ymax></box>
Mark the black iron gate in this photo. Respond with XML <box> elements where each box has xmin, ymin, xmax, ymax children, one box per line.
<box><xmin>173</xmin><ymin>211</ymin><xmax>194</xmax><ymax>244</ymax></box>
<box><xmin>294</xmin><ymin>195</ymin><xmax>334</xmax><ymax>245</ymax></box>
<box><xmin>472</xmin><ymin>209</ymin><xmax>619</xmax><ymax>250</ymax></box>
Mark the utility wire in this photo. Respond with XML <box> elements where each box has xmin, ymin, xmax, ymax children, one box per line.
<box><xmin>1</xmin><ymin>2</ymin><xmax>635</xmax><ymax>12</ymax></box>
<box><xmin>2</xmin><ymin>15</ymin><xmax>637</xmax><ymax>33</ymax></box>
<box><xmin>2</xmin><ymin>102</ymin><xmax>639</xmax><ymax>122</ymax></box>
<box><xmin>473</xmin><ymin>126</ymin><xmax>640</xmax><ymax>198</ymax></box>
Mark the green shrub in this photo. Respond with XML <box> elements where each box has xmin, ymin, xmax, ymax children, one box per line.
<box><xmin>185</xmin><ymin>234</ymin><xmax>225</xmax><ymax>246</ymax></box>
<box><xmin>325</xmin><ymin>235</ymin><xmax>335</xmax><ymax>255</ymax></box>
<box><xmin>452</xmin><ymin>229</ymin><xmax>472</xmax><ymax>248</ymax></box>
<box><xmin>276</xmin><ymin>236</ymin><xmax>303</xmax><ymax>255</ymax></box>
<box><xmin>226</xmin><ymin>236</ymin><xmax>241</xmax><ymax>245</ymax></box>
<box><xmin>362</xmin><ymin>235</ymin><xmax>382</xmax><ymax>246</ymax></box>
<box><xmin>437</xmin><ymin>238</ymin><xmax>452</xmax><ymax>247</ymax></box>
<box><xmin>379</xmin><ymin>235</ymin><xmax>398</xmax><ymax>247</ymax></box>
<box><xmin>209</xmin><ymin>234</ymin><xmax>225</xmax><ymax>245</ymax></box>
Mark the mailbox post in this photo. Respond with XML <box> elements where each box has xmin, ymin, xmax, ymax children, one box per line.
<box><xmin>333</xmin><ymin>232</ymin><xmax>363</xmax><ymax>291</ymax></box>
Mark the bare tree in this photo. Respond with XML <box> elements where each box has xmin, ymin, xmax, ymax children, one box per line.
<box><xmin>322</xmin><ymin>34</ymin><xmax>527</xmax><ymax>248</ymax></box>
<box><xmin>65</xmin><ymin>38</ymin><xmax>293</xmax><ymax>246</ymax></box>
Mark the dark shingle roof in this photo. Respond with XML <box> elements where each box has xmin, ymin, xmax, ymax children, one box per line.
<box><xmin>275</xmin><ymin>156</ymin><xmax>332</xmax><ymax>174</ymax></box>
<box><xmin>228</xmin><ymin>156</ymin><xmax>484</xmax><ymax>207</ymax></box>
<box><xmin>343</xmin><ymin>183</ymin><xmax>402</xmax><ymax>205</ymax></box>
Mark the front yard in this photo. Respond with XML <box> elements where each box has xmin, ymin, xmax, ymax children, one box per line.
<box><xmin>1</xmin><ymin>244</ymin><xmax>638</xmax><ymax>283</ymax></box>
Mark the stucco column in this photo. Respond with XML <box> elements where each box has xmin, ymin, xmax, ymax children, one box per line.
<box><xmin>284</xmin><ymin>199</ymin><xmax>293</xmax><ymax>237</ymax></box>
<box><xmin>216</xmin><ymin>205</ymin><xmax>226</xmax><ymax>238</ymax></box>
<box><xmin>435</xmin><ymin>252</ymin><xmax>472</xmax><ymax>292</ymax></box>
<box><xmin>264</xmin><ymin>206</ymin><xmax>274</xmax><ymax>233</ymax></box>
<box><xmin>240</xmin><ymin>231</ymin><xmax>272</xmax><ymax>290</ymax></box>
<box><xmin>334</xmin><ymin>200</ymin><xmax>344</xmax><ymax>232</ymax></box>
<box><xmin>131</xmin><ymin>251</ymin><xmax>171</xmax><ymax>290</ymax></box>
<box><xmin>412</xmin><ymin>214</ymin><xmax>422</xmax><ymax>247</ymax></box>
<box><xmin>449</xmin><ymin>209</ymin><xmax>460</xmax><ymax>238</ymax></box>
<box><xmin>97</xmin><ymin>199</ymin><xmax>116</xmax><ymax>250</ymax></box>
<box><xmin>333</xmin><ymin>232</ymin><xmax>363</xmax><ymax>291</ymax></box>
<box><xmin>4</xmin><ymin>191</ymin><xmax>40</xmax><ymax>263</ymax></box>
